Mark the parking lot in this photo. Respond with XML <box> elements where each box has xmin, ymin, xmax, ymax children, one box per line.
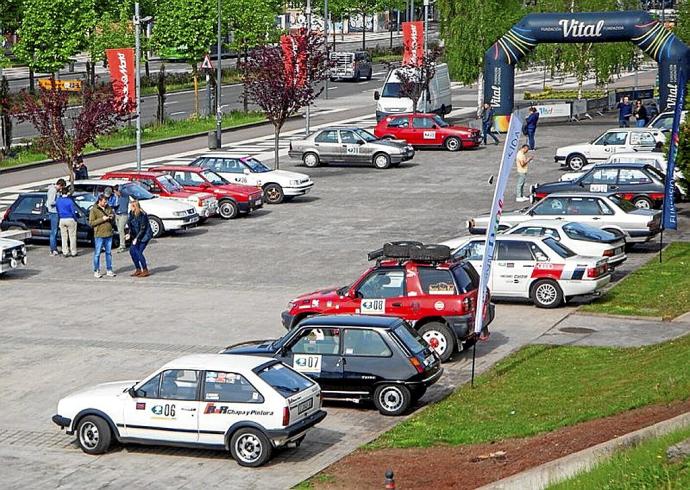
<box><xmin>0</xmin><ymin>116</ymin><xmax>686</xmax><ymax>488</ymax></box>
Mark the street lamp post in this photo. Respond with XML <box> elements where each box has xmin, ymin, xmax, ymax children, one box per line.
<box><xmin>324</xmin><ymin>0</ymin><xmax>329</xmax><ymax>100</ymax></box>
<box><xmin>305</xmin><ymin>0</ymin><xmax>312</xmax><ymax>136</ymax></box>
<box><xmin>134</xmin><ymin>2</ymin><xmax>142</xmax><ymax>171</ymax></box>
<box><xmin>216</xmin><ymin>0</ymin><xmax>222</xmax><ymax>148</ymax></box>
<box><xmin>423</xmin><ymin>0</ymin><xmax>429</xmax><ymax>56</ymax></box>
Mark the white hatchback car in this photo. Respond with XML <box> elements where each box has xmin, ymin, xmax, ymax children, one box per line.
<box><xmin>503</xmin><ymin>220</ymin><xmax>627</xmax><ymax>268</ymax></box>
<box><xmin>52</xmin><ymin>354</ymin><xmax>326</xmax><ymax>467</ymax></box>
<box><xmin>554</xmin><ymin>128</ymin><xmax>665</xmax><ymax>171</ymax></box>
<box><xmin>441</xmin><ymin>235</ymin><xmax>610</xmax><ymax>308</ymax></box>
<box><xmin>189</xmin><ymin>154</ymin><xmax>314</xmax><ymax>204</ymax></box>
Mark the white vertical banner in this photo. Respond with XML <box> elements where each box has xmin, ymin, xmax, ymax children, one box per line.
<box><xmin>474</xmin><ymin>111</ymin><xmax>524</xmax><ymax>334</ymax></box>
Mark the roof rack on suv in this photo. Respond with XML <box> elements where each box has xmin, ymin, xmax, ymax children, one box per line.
<box><xmin>367</xmin><ymin>241</ymin><xmax>452</xmax><ymax>263</ymax></box>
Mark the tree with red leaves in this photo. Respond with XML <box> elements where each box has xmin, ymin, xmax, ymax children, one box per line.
<box><xmin>396</xmin><ymin>48</ymin><xmax>441</xmax><ymax>113</ymax></box>
<box><xmin>241</xmin><ymin>29</ymin><xmax>329</xmax><ymax>169</ymax></box>
<box><xmin>14</xmin><ymin>81</ymin><xmax>132</xmax><ymax>184</ymax></box>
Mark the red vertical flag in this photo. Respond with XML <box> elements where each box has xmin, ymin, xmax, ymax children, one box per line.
<box><xmin>280</xmin><ymin>31</ymin><xmax>309</xmax><ymax>88</ymax></box>
<box><xmin>402</xmin><ymin>21</ymin><xmax>424</xmax><ymax>66</ymax></box>
<box><xmin>105</xmin><ymin>48</ymin><xmax>136</xmax><ymax>112</ymax></box>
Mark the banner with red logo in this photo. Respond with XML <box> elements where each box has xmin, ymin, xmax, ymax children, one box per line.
<box><xmin>402</xmin><ymin>21</ymin><xmax>424</xmax><ymax>66</ymax></box>
<box><xmin>105</xmin><ymin>48</ymin><xmax>136</xmax><ymax>112</ymax></box>
<box><xmin>280</xmin><ymin>32</ymin><xmax>308</xmax><ymax>88</ymax></box>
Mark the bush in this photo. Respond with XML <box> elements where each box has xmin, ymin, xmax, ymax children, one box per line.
<box><xmin>675</xmin><ymin>119</ymin><xmax>690</xmax><ymax>193</ymax></box>
<box><xmin>524</xmin><ymin>87</ymin><xmax>606</xmax><ymax>100</ymax></box>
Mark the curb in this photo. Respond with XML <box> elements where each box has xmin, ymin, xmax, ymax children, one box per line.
<box><xmin>478</xmin><ymin>411</ymin><xmax>690</xmax><ymax>490</ymax></box>
<box><xmin>569</xmin><ymin>311</ymin><xmax>665</xmax><ymax>322</ymax></box>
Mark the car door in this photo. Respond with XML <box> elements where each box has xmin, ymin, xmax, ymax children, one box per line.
<box><xmin>170</xmin><ymin>170</ymin><xmax>206</xmax><ymax>193</ymax></box>
<box><xmin>218</xmin><ymin>158</ymin><xmax>249</xmax><ymax>184</ymax></box>
<box><xmin>383</xmin><ymin>115</ymin><xmax>412</xmax><ymax>142</ymax></box>
<box><xmin>341</xmin><ymin>328</ymin><xmax>396</xmax><ymax>394</ymax></box>
<box><xmin>579</xmin><ymin>167</ymin><xmax>620</xmax><ymax>193</ymax></box>
<box><xmin>616</xmin><ymin>167</ymin><xmax>655</xmax><ymax>194</ymax></box>
<box><xmin>339</xmin><ymin>129</ymin><xmax>367</xmax><ymax>163</ymax></box>
<box><xmin>564</xmin><ymin>196</ymin><xmax>610</xmax><ymax>226</ymax></box>
<box><xmin>590</xmin><ymin>131</ymin><xmax>627</xmax><ymax>160</ymax></box>
<box><xmin>493</xmin><ymin>240</ymin><xmax>536</xmax><ymax>297</ymax></box>
<box><xmin>124</xmin><ymin>369</ymin><xmax>200</xmax><ymax>442</ymax></box>
<box><xmin>197</xmin><ymin>371</ymin><xmax>267</xmax><ymax>445</ymax></box>
<box><xmin>278</xmin><ymin>326</ymin><xmax>344</xmax><ymax>392</ymax></box>
<box><xmin>412</xmin><ymin>116</ymin><xmax>442</xmax><ymax>146</ymax></box>
<box><xmin>530</xmin><ymin>196</ymin><xmax>569</xmax><ymax>219</ymax></box>
<box><xmin>313</xmin><ymin>129</ymin><xmax>341</xmax><ymax>162</ymax></box>
<box><xmin>629</xmin><ymin>131</ymin><xmax>657</xmax><ymax>152</ymax></box>
<box><xmin>353</xmin><ymin>267</ymin><xmax>407</xmax><ymax>317</ymax></box>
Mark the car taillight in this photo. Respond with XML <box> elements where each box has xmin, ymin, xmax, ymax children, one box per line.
<box><xmin>409</xmin><ymin>357</ymin><xmax>424</xmax><ymax>374</ymax></box>
<box><xmin>462</xmin><ymin>296</ymin><xmax>473</xmax><ymax>312</ymax></box>
<box><xmin>197</xmin><ymin>198</ymin><xmax>203</xmax><ymax>207</ymax></box>
<box><xmin>282</xmin><ymin>406</ymin><xmax>290</xmax><ymax>426</ymax></box>
<box><xmin>2</xmin><ymin>208</ymin><xmax>10</xmax><ymax>221</ymax></box>
<box><xmin>603</xmin><ymin>249</ymin><xmax>614</xmax><ymax>257</ymax></box>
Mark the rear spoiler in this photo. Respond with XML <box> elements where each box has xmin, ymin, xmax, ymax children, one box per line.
<box><xmin>221</xmin><ymin>339</ymin><xmax>275</xmax><ymax>352</ymax></box>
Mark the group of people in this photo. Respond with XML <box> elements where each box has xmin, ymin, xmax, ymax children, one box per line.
<box><xmin>616</xmin><ymin>96</ymin><xmax>649</xmax><ymax>127</ymax></box>
<box><xmin>46</xmin><ymin>179</ymin><xmax>153</xmax><ymax>278</ymax></box>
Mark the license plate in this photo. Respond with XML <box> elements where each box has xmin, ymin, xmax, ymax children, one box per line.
<box><xmin>256</xmin><ymin>199</ymin><xmax>262</xmax><ymax>205</ymax></box>
<box><xmin>424</xmin><ymin>355</ymin><xmax>435</xmax><ymax>367</ymax></box>
<box><xmin>297</xmin><ymin>398</ymin><xmax>313</xmax><ymax>414</ymax></box>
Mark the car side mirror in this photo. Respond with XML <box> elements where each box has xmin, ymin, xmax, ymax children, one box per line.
<box><xmin>374</xmin><ymin>90</ymin><xmax>380</xmax><ymax>100</ymax></box>
<box><xmin>578</xmin><ymin>181</ymin><xmax>585</xmax><ymax>187</ymax></box>
<box><xmin>357</xmin><ymin>140</ymin><xmax>365</xmax><ymax>145</ymax></box>
<box><xmin>200</xmin><ymin>182</ymin><xmax>211</xmax><ymax>188</ymax></box>
<box><xmin>127</xmin><ymin>387</ymin><xmax>136</xmax><ymax>398</ymax></box>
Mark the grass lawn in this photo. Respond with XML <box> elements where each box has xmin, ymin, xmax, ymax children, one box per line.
<box><xmin>548</xmin><ymin>426</ymin><xmax>690</xmax><ymax>489</ymax></box>
<box><xmin>581</xmin><ymin>242</ymin><xmax>690</xmax><ymax>319</ymax></box>
<box><xmin>0</xmin><ymin>111</ymin><xmax>264</xmax><ymax>170</ymax></box>
<box><xmin>369</xmin><ymin>334</ymin><xmax>690</xmax><ymax>449</ymax></box>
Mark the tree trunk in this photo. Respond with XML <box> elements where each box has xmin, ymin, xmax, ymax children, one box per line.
<box><xmin>274</xmin><ymin>125</ymin><xmax>281</xmax><ymax>170</ymax></box>
<box><xmin>243</xmin><ymin>48</ymin><xmax>249</xmax><ymax>113</ymax></box>
<box><xmin>192</xmin><ymin>64</ymin><xmax>199</xmax><ymax>117</ymax></box>
<box><xmin>145</xmin><ymin>59</ymin><xmax>150</xmax><ymax>78</ymax></box>
<box><xmin>29</xmin><ymin>68</ymin><xmax>35</xmax><ymax>94</ymax></box>
<box><xmin>362</xmin><ymin>13</ymin><xmax>366</xmax><ymax>51</ymax></box>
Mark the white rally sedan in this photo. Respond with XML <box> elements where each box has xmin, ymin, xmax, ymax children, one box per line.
<box><xmin>442</xmin><ymin>235</ymin><xmax>610</xmax><ymax>308</ymax></box>
<box><xmin>503</xmin><ymin>220</ymin><xmax>627</xmax><ymax>268</ymax></box>
<box><xmin>52</xmin><ymin>354</ymin><xmax>326</xmax><ymax>467</ymax></box>
<box><xmin>189</xmin><ymin>154</ymin><xmax>314</xmax><ymax>204</ymax></box>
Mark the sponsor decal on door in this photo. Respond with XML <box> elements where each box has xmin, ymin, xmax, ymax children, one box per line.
<box><xmin>360</xmin><ymin>298</ymin><xmax>386</xmax><ymax>314</ymax></box>
<box><xmin>293</xmin><ymin>354</ymin><xmax>322</xmax><ymax>373</ymax></box>
<box><xmin>589</xmin><ymin>184</ymin><xmax>608</xmax><ymax>192</ymax></box>
<box><xmin>423</xmin><ymin>131</ymin><xmax>436</xmax><ymax>140</ymax></box>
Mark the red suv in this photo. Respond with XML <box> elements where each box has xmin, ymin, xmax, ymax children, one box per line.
<box><xmin>281</xmin><ymin>242</ymin><xmax>495</xmax><ymax>362</ymax></box>
<box><xmin>150</xmin><ymin>166</ymin><xmax>263</xmax><ymax>219</ymax></box>
<box><xmin>373</xmin><ymin>113</ymin><xmax>481</xmax><ymax>151</ymax></box>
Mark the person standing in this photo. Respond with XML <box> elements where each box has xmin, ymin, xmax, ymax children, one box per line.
<box><xmin>617</xmin><ymin>96</ymin><xmax>632</xmax><ymax>127</ymax></box>
<box><xmin>46</xmin><ymin>178</ymin><xmax>66</xmax><ymax>256</ymax></box>
<box><xmin>88</xmin><ymin>194</ymin><xmax>116</xmax><ymax>278</ymax></box>
<box><xmin>56</xmin><ymin>188</ymin><xmax>79</xmax><ymax>257</ymax></box>
<box><xmin>112</xmin><ymin>185</ymin><xmax>130</xmax><ymax>253</ymax></box>
<box><xmin>515</xmin><ymin>144</ymin><xmax>533</xmax><ymax>202</ymax></box>
<box><xmin>634</xmin><ymin>99</ymin><xmax>648</xmax><ymax>127</ymax></box>
<box><xmin>525</xmin><ymin>107</ymin><xmax>540</xmax><ymax>150</ymax></box>
<box><xmin>74</xmin><ymin>158</ymin><xmax>89</xmax><ymax>180</ymax></box>
<box><xmin>480</xmin><ymin>103</ymin><xmax>499</xmax><ymax>145</ymax></box>
<box><xmin>126</xmin><ymin>199</ymin><xmax>153</xmax><ymax>277</ymax></box>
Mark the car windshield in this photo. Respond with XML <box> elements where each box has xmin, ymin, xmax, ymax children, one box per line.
<box><xmin>201</xmin><ymin>170</ymin><xmax>228</xmax><ymax>185</ymax></box>
<box><xmin>543</xmin><ymin>237</ymin><xmax>576</xmax><ymax>258</ymax></box>
<box><xmin>562</xmin><ymin>222</ymin><xmax>615</xmax><ymax>241</ymax></box>
<box><xmin>353</xmin><ymin>128</ymin><xmax>378</xmax><ymax>142</ymax></box>
<box><xmin>393</xmin><ymin>323</ymin><xmax>427</xmax><ymax>355</ymax></box>
<box><xmin>432</xmin><ymin>115</ymin><xmax>449</xmax><ymax>127</ymax></box>
<box><xmin>645</xmin><ymin>165</ymin><xmax>666</xmax><ymax>182</ymax></box>
<box><xmin>157</xmin><ymin>175</ymin><xmax>183</xmax><ymax>192</ymax></box>
<box><xmin>608</xmin><ymin>194</ymin><xmax>637</xmax><ymax>212</ymax></box>
<box><xmin>122</xmin><ymin>182</ymin><xmax>155</xmax><ymax>200</ymax></box>
<box><xmin>243</xmin><ymin>157</ymin><xmax>271</xmax><ymax>173</ymax></box>
<box><xmin>382</xmin><ymin>82</ymin><xmax>403</xmax><ymax>97</ymax></box>
<box><xmin>256</xmin><ymin>362</ymin><xmax>313</xmax><ymax>398</ymax></box>
<box><xmin>72</xmin><ymin>194</ymin><xmax>97</xmax><ymax>212</ymax></box>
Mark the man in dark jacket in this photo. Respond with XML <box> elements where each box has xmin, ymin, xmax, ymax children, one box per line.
<box><xmin>480</xmin><ymin>102</ymin><xmax>499</xmax><ymax>145</ymax></box>
<box><xmin>112</xmin><ymin>185</ymin><xmax>130</xmax><ymax>253</ymax></box>
<box><xmin>525</xmin><ymin>106</ymin><xmax>539</xmax><ymax>150</ymax></box>
<box><xmin>617</xmin><ymin>96</ymin><xmax>632</xmax><ymax>127</ymax></box>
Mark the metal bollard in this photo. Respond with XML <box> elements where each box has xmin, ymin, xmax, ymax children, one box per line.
<box><xmin>384</xmin><ymin>469</ymin><xmax>395</xmax><ymax>489</ymax></box>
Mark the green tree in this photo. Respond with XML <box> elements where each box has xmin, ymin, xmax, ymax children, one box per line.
<box><xmin>87</xmin><ymin>12</ymin><xmax>135</xmax><ymax>84</ymax></box>
<box><xmin>674</xmin><ymin>0</ymin><xmax>690</xmax><ymax>46</ymax></box>
<box><xmin>14</xmin><ymin>0</ymin><xmax>96</xmax><ymax>90</ymax></box>
<box><xmin>152</xmin><ymin>0</ymin><xmax>216</xmax><ymax>116</ymax></box>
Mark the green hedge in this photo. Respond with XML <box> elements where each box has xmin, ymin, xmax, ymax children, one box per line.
<box><xmin>524</xmin><ymin>86</ymin><xmax>606</xmax><ymax>101</ymax></box>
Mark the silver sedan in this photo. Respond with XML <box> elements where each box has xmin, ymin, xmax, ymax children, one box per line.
<box><xmin>288</xmin><ymin>127</ymin><xmax>415</xmax><ymax>170</ymax></box>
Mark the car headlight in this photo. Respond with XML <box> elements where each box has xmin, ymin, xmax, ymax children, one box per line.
<box><xmin>11</xmin><ymin>249</ymin><xmax>18</xmax><ymax>258</ymax></box>
<box><xmin>173</xmin><ymin>211</ymin><xmax>187</xmax><ymax>217</ymax></box>
<box><xmin>21</xmin><ymin>246</ymin><xmax>27</xmax><ymax>254</ymax></box>
<box><xmin>287</xmin><ymin>300</ymin><xmax>295</xmax><ymax>309</ymax></box>
<box><xmin>289</xmin><ymin>180</ymin><xmax>300</xmax><ymax>186</ymax></box>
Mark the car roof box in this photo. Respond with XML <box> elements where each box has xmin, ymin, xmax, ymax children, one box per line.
<box><xmin>368</xmin><ymin>241</ymin><xmax>451</xmax><ymax>263</ymax></box>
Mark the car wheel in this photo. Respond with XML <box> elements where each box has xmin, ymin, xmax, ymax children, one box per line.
<box><xmin>531</xmin><ymin>279</ymin><xmax>564</xmax><ymax>308</ymax></box>
<box><xmin>218</xmin><ymin>200</ymin><xmax>239</xmax><ymax>219</ymax></box>
<box><xmin>230</xmin><ymin>428</ymin><xmax>272</xmax><ymax>467</ymax></box>
<box><xmin>373</xmin><ymin>384</ymin><xmax>412</xmax><ymax>416</ymax></box>
<box><xmin>76</xmin><ymin>415</ymin><xmax>112</xmax><ymax>455</ymax></box>
<box><xmin>566</xmin><ymin>153</ymin><xmax>587</xmax><ymax>171</ymax></box>
<box><xmin>263</xmin><ymin>184</ymin><xmax>285</xmax><ymax>204</ymax></box>
<box><xmin>632</xmin><ymin>196</ymin><xmax>653</xmax><ymax>209</ymax></box>
<box><xmin>366</xmin><ymin>68</ymin><xmax>372</xmax><ymax>80</ymax></box>
<box><xmin>148</xmin><ymin>216</ymin><xmax>164</xmax><ymax>238</ymax></box>
<box><xmin>373</xmin><ymin>153</ymin><xmax>391</xmax><ymax>169</ymax></box>
<box><xmin>303</xmin><ymin>152</ymin><xmax>320</xmax><ymax>168</ymax></box>
<box><xmin>445</xmin><ymin>136</ymin><xmax>461</xmax><ymax>152</ymax></box>
<box><xmin>418</xmin><ymin>322</ymin><xmax>456</xmax><ymax>362</ymax></box>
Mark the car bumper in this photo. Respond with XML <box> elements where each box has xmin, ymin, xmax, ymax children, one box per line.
<box><xmin>265</xmin><ymin>409</ymin><xmax>327</xmax><ymax>446</ymax></box>
<box><xmin>284</xmin><ymin>182</ymin><xmax>314</xmax><ymax>197</ymax></box>
<box><xmin>163</xmin><ymin>215</ymin><xmax>200</xmax><ymax>231</ymax></box>
<box><xmin>287</xmin><ymin>150</ymin><xmax>302</xmax><ymax>159</ymax></box>
<box><xmin>608</xmin><ymin>253</ymin><xmax>627</xmax><ymax>267</ymax></box>
<box><xmin>627</xmin><ymin>228</ymin><xmax>660</xmax><ymax>243</ymax></box>
<box><xmin>52</xmin><ymin>414</ymin><xmax>72</xmax><ymax>430</ymax></box>
<box><xmin>554</xmin><ymin>155</ymin><xmax>566</xmax><ymax>163</ymax></box>
<box><xmin>195</xmin><ymin>204</ymin><xmax>218</xmax><ymax>218</ymax></box>
<box><xmin>0</xmin><ymin>254</ymin><xmax>28</xmax><ymax>272</ymax></box>
<box><xmin>404</xmin><ymin>367</ymin><xmax>444</xmax><ymax>389</ymax></box>
<box><xmin>561</xmin><ymin>274</ymin><xmax>611</xmax><ymax>297</ymax></box>
<box><xmin>238</xmin><ymin>198</ymin><xmax>263</xmax><ymax>213</ymax></box>
<box><xmin>445</xmin><ymin>304</ymin><xmax>495</xmax><ymax>341</ymax></box>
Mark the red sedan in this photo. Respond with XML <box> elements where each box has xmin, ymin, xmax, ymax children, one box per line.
<box><xmin>150</xmin><ymin>165</ymin><xmax>263</xmax><ymax>219</ymax></box>
<box><xmin>373</xmin><ymin>113</ymin><xmax>481</xmax><ymax>151</ymax></box>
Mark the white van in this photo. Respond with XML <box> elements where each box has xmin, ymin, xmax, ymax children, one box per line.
<box><xmin>374</xmin><ymin>63</ymin><xmax>452</xmax><ymax>121</ymax></box>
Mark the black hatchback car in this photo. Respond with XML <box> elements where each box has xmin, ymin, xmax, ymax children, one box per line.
<box><xmin>224</xmin><ymin>315</ymin><xmax>443</xmax><ymax>416</ymax></box>
<box><xmin>0</xmin><ymin>192</ymin><xmax>121</xmax><ymax>246</ymax></box>
<box><xmin>533</xmin><ymin>162</ymin><xmax>675</xmax><ymax>209</ymax></box>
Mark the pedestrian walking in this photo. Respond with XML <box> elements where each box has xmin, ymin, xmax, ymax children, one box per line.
<box><xmin>88</xmin><ymin>194</ymin><xmax>116</xmax><ymax>278</ymax></box>
<box><xmin>56</xmin><ymin>188</ymin><xmax>79</xmax><ymax>257</ymax></box>
<box><xmin>46</xmin><ymin>178</ymin><xmax>66</xmax><ymax>256</ymax></box>
<box><xmin>480</xmin><ymin>102</ymin><xmax>499</xmax><ymax>145</ymax></box>
<box><xmin>515</xmin><ymin>144</ymin><xmax>533</xmax><ymax>202</ymax></box>
<box><xmin>74</xmin><ymin>158</ymin><xmax>89</xmax><ymax>180</ymax></box>
<box><xmin>126</xmin><ymin>199</ymin><xmax>153</xmax><ymax>277</ymax></box>
<box><xmin>617</xmin><ymin>96</ymin><xmax>632</xmax><ymax>127</ymax></box>
<box><xmin>112</xmin><ymin>185</ymin><xmax>130</xmax><ymax>253</ymax></box>
<box><xmin>634</xmin><ymin>99</ymin><xmax>648</xmax><ymax>127</ymax></box>
<box><xmin>525</xmin><ymin>107</ymin><xmax>540</xmax><ymax>150</ymax></box>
